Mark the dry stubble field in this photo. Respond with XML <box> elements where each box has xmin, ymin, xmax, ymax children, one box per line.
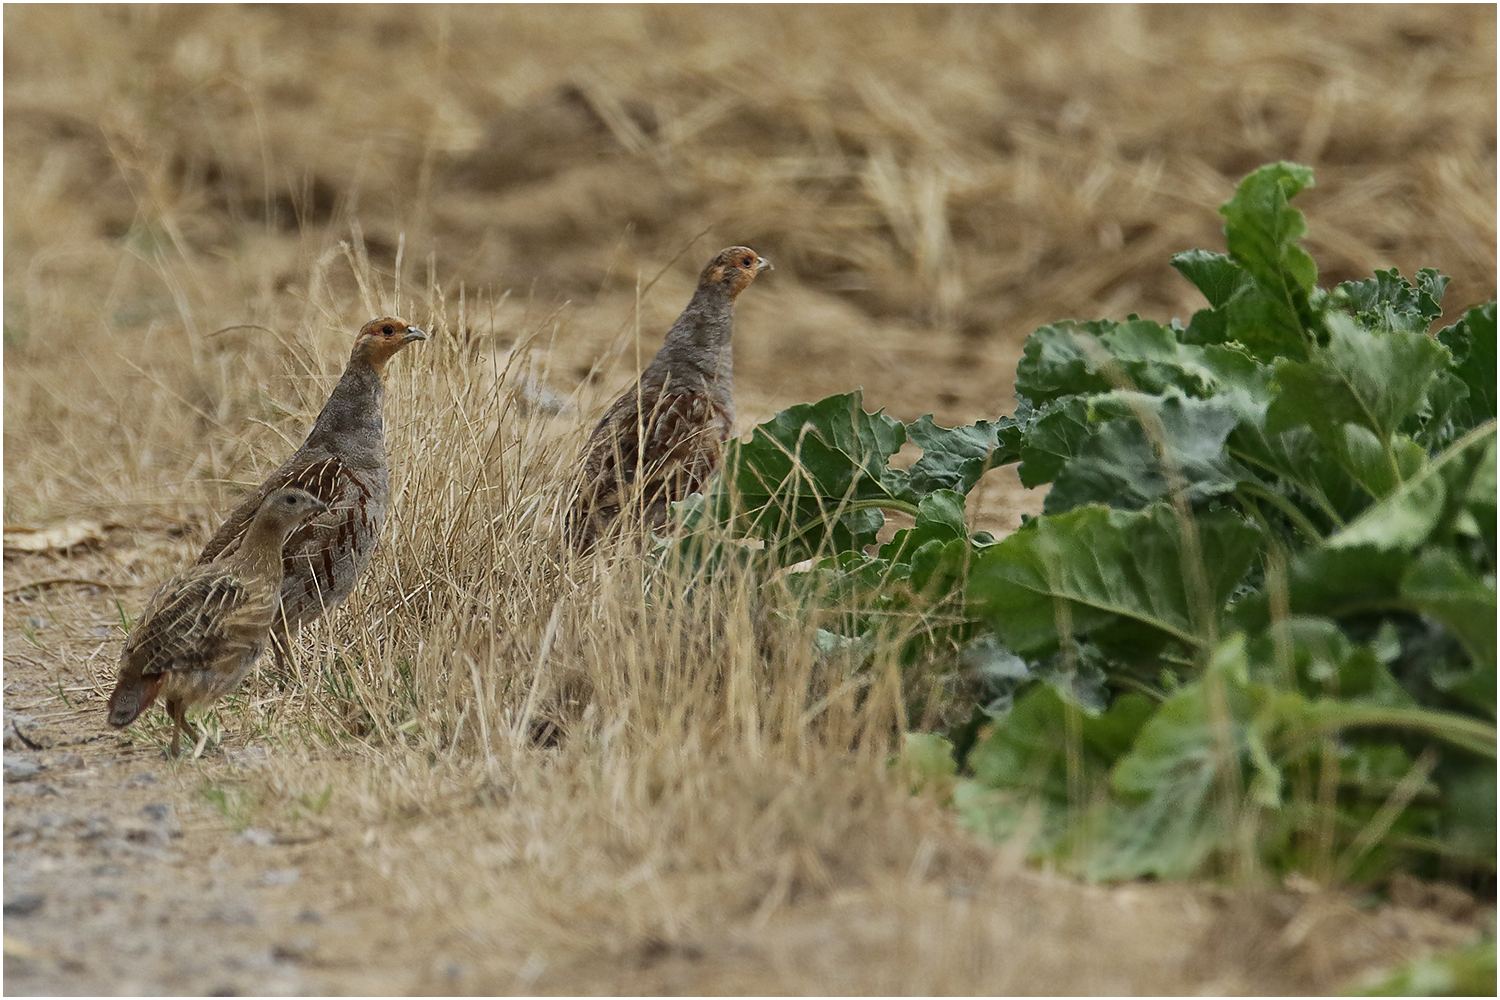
<box><xmin>3</xmin><ymin>5</ymin><xmax>1496</xmax><ymax>995</ymax></box>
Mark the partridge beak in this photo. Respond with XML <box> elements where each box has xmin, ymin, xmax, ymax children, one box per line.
<box><xmin>756</xmin><ymin>256</ymin><xmax>773</xmax><ymax>272</ymax></box>
<box><xmin>401</xmin><ymin>325</ymin><xmax>428</xmax><ymax>344</ymax></box>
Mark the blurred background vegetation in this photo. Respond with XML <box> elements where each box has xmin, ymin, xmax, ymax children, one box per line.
<box><xmin>5</xmin><ymin>5</ymin><xmax>1495</xmax><ymax>431</ymax></box>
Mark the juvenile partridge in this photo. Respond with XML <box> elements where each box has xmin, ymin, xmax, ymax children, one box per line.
<box><xmin>566</xmin><ymin>246</ymin><xmax>771</xmax><ymax>551</ymax></box>
<box><xmin>108</xmin><ymin>488</ymin><xmax>329</xmax><ymax>756</ymax></box>
<box><xmin>197</xmin><ymin>317</ymin><xmax>425</xmax><ymax>659</ymax></box>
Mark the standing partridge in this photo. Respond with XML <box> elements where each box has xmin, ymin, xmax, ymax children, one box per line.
<box><xmin>196</xmin><ymin>317</ymin><xmax>426</xmax><ymax>659</ymax></box>
<box><xmin>107</xmin><ymin>488</ymin><xmax>329</xmax><ymax>756</ymax></box>
<box><xmin>566</xmin><ymin>246</ymin><xmax>771</xmax><ymax>551</ymax></box>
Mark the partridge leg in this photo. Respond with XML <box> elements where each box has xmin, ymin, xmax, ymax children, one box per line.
<box><xmin>168</xmin><ymin>700</ymin><xmax>186</xmax><ymax>758</ymax></box>
<box><xmin>268</xmin><ymin>632</ymin><xmax>292</xmax><ymax>689</ymax></box>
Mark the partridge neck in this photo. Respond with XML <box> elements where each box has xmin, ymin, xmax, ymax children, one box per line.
<box><xmin>304</xmin><ymin>356</ymin><xmax>386</xmax><ymax>467</ymax></box>
<box><xmin>653</xmin><ymin>284</ymin><xmax>736</xmax><ymax>387</ymax></box>
<box><xmin>238</xmin><ymin>516</ymin><xmax>297</xmax><ymax>580</ymax></box>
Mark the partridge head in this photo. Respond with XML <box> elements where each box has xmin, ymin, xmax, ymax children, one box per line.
<box><xmin>350</xmin><ymin>316</ymin><xmax>428</xmax><ymax>371</ymax></box>
<box><xmin>701</xmin><ymin>246</ymin><xmax>773</xmax><ymax>300</ymax></box>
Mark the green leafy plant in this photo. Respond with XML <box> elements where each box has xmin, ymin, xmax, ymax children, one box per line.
<box><xmin>671</xmin><ymin>162</ymin><xmax>1496</xmax><ymax>884</ymax></box>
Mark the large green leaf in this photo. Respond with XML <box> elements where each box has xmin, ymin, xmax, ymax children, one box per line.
<box><xmin>1329</xmin><ymin>422</ymin><xmax>1496</xmax><ymax>551</ymax></box>
<box><xmin>1438</xmin><ymin>302</ymin><xmax>1497</xmax><ymax>431</ymax></box>
<box><xmin>1017</xmin><ymin>397</ymin><xmax>1093</xmax><ymax>488</ymax></box>
<box><xmin>1044</xmin><ymin>391</ymin><xmax>1247</xmax><ymax>514</ymax></box>
<box><xmin>1171</xmin><ymin>249</ymin><xmax>1250</xmax><ymax>310</ymax></box>
<box><xmin>1268</xmin><ymin>312</ymin><xmax>1450</xmax><ymax>448</ymax></box>
<box><xmin>968</xmin><ymin>503</ymin><xmax>1262</xmax><ymax>655</ymax></box>
<box><xmin>1014</xmin><ymin>318</ymin><xmax>1258</xmax><ymax>406</ymax></box>
<box><xmin>1235</xmin><ymin>429</ymin><xmax>1496</xmax><ymax>634</ymax></box>
<box><xmin>1400</xmin><ymin>549</ymin><xmax>1496</xmax><ymax>714</ymax></box>
<box><xmin>956</xmin><ymin>685</ymin><xmax>1154</xmax><ymax>854</ymax></box>
<box><xmin>1219</xmin><ymin>162</ymin><xmax>1319</xmax><ymax>361</ymax></box>
<box><xmin>711</xmin><ymin>391</ymin><xmax>908</xmax><ymax>558</ymax></box>
<box><xmin>904</xmin><ymin>413</ymin><xmax>1023</xmax><ymax>497</ymax></box>
<box><xmin>722</xmin><ymin>390</ymin><xmax>908</xmax><ymax>502</ymax></box>
<box><xmin>1100</xmin><ymin>635</ymin><xmax>1280</xmax><ymax>879</ymax></box>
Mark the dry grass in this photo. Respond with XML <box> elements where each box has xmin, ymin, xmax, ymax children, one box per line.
<box><xmin>4</xmin><ymin>5</ymin><xmax>1495</xmax><ymax>994</ymax></box>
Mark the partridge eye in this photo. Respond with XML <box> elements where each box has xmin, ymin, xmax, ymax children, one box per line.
<box><xmin>382</xmin><ymin>324</ymin><xmax>395</xmax><ymax>336</ymax></box>
<box><xmin>742</xmin><ymin>257</ymin><xmax>754</xmax><ymax>267</ymax></box>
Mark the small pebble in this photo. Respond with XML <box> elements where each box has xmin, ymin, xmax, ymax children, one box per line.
<box><xmin>272</xmin><ymin>936</ymin><xmax>316</xmax><ymax>962</ymax></box>
<box><xmin>3</xmin><ymin>757</ymin><xmax>42</xmax><ymax>782</ymax></box>
<box><xmin>260</xmin><ymin>867</ymin><xmax>300</xmax><ymax>887</ymax></box>
<box><xmin>239</xmin><ymin>828</ymin><xmax>275</xmax><ymax>847</ymax></box>
<box><xmin>206</xmin><ymin>902</ymin><xmax>258</xmax><ymax>927</ymax></box>
<box><xmin>142</xmin><ymin>803</ymin><xmax>171</xmax><ymax>822</ymax></box>
<box><xmin>296</xmin><ymin>908</ymin><xmax>322</xmax><ymax>924</ymax></box>
<box><xmin>7</xmin><ymin>782</ymin><xmax>59</xmax><ymax>799</ymax></box>
<box><xmin>78</xmin><ymin>816</ymin><xmax>114</xmax><ymax>840</ymax></box>
<box><xmin>4</xmin><ymin>893</ymin><xmax>45</xmax><ymax>917</ymax></box>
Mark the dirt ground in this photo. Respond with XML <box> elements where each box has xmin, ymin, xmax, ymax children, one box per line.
<box><xmin>1</xmin><ymin>666</ymin><xmax>1487</xmax><ymax>996</ymax></box>
<box><xmin>4</xmin><ymin>5</ymin><xmax>1496</xmax><ymax>996</ymax></box>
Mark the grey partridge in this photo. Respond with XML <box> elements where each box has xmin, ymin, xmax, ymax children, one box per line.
<box><xmin>196</xmin><ymin>317</ymin><xmax>425</xmax><ymax>659</ymax></box>
<box><xmin>108</xmin><ymin>488</ymin><xmax>329</xmax><ymax>756</ymax></box>
<box><xmin>566</xmin><ymin>246</ymin><xmax>771</xmax><ymax>551</ymax></box>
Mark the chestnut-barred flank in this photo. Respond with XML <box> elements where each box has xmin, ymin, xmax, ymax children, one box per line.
<box><xmin>197</xmin><ymin>317</ymin><xmax>426</xmax><ymax>662</ymax></box>
<box><xmin>566</xmin><ymin>246</ymin><xmax>771</xmax><ymax>552</ymax></box>
<box><xmin>108</xmin><ymin>489</ymin><xmax>329</xmax><ymax>756</ymax></box>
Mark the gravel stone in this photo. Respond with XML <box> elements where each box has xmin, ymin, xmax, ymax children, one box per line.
<box><xmin>260</xmin><ymin>868</ymin><xmax>300</xmax><ymax>887</ymax></box>
<box><xmin>206</xmin><ymin>902</ymin><xmax>259</xmax><ymax>927</ymax></box>
<box><xmin>4</xmin><ymin>893</ymin><xmax>46</xmax><ymax>917</ymax></box>
<box><xmin>239</xmin><ymin>828</ymin><xmax>275</xmax><ymax>847</ymax></box>
<box><xmin>4</xmin><ymin>756</ymin><xmax>43</xmax><ymax>782</ymax></box>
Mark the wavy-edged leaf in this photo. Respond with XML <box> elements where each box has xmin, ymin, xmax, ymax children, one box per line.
<box><xmin>1014</xmin><ymin>318</ymin><xmax>1257</xmax><ymax>406</ymax></box>
<box><xmin>1171</xmin><ymin>249</ymin><xmax>1250</xmax><ymax>310</ymax></box>
<box><xmin>1401</xmin><ymin>549</ymin><xmax>1496</xmax><ymax>714</ymax></box>
<box><xmin>905</xmin><ymin>413</ymin><xmax>1023</xmax><ymax>497</ymax></box>
<box><xmin>1220</xmin><ymin>162</ymin><xmax>1319</xmax><ymax>361</ymax></box>
<box><xmin>1337</xmin><ymin>266</ymin><xmax>1448</xmax><ymax>334</ymax></box>
<box><xmin>1329</xmin><ymin>422</ymin><xmax>1495</xmax><ymax>551</ymax></box>
<box><xmin>1044</xmin><ymin>391</ymin><xmax>1247</xmax><ymax>514</ymax></box>
<box><xmin>968</xmin><ymin>503</ymin><xmax>1262</xmax><ymax>655</ymax></box>
<box><xmin>1439</xmin><ymin>302</ymin><xmax>1497</xmax><ymax>431</ymax></box>
<box><xmin>1017</xmin><ymin>396</ymin><xmax>1092</xmax><ymax>488</ymax></box>
<box><xmin>711</xmin><ymin>390</ymin><xmax>907</xmax><ymax>558</ymax></box>
<box><xmin>1268</xmin><ymin>312</ymin><xmax>1450</xmax><ymax>449</ymax></box>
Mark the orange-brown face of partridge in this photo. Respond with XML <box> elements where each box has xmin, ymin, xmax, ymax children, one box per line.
<box><xmin>698</xmin><ymin>246</ymin><xmax>772</xmax><ymax>300</ymax></box>
<box><xmin>353</xmin><ymin>316</ymin><xmax>427</xmax><ymax>369</ymax></box>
